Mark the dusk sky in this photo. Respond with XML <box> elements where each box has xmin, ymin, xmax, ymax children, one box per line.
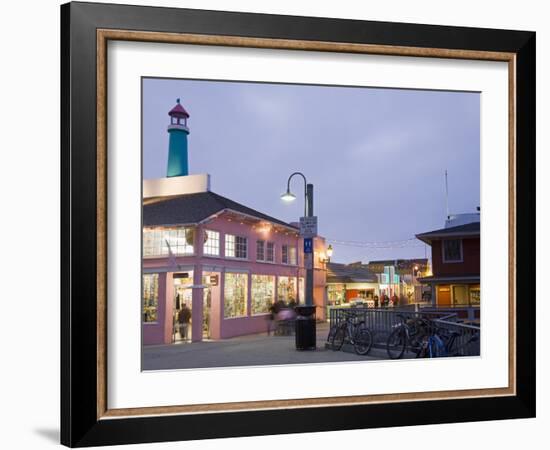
<box><xmin>142</xmin><ymin>78</ymin><xmax>480</xmax><ymax>264</ymax></box>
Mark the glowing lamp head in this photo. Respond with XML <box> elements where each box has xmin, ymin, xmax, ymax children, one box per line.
<box><xmin>326</xmin><ymin>244</ymin><xmax>333</xmax><ymax>258</ymax></box>
<box><xmin>280</xmin><ymin>190</ymin><xmax>296</xmax><ymax>202</ymax></box>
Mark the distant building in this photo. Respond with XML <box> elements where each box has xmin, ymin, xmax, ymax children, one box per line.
<box><xmin>416</xmin><ymin>222</ymin><xmax>480</xmax><ymax>307</ymax></box>
<box><xmin>326</xmin><ymin>262</ymin><xmax>379</xmax><ymax>306</ymax></box>
<box><xmin>367</xmin><ymin>259</ymin><xmax>430</xmax><ymax>302</ymax></box>
<box><xmin>142</xmin><ymin>100</ymin><xmax>328</xmax><ymax>345</ymax></box>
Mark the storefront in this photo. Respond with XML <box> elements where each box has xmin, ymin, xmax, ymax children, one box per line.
<box><xmin>435</xmin><ymin>283</ymin><xmax>480</xmax><ymax>306</ymax></box>
<box><xmin>325</xmin><ymin>262</ymin><xmax>380</xmax><ymax>311</ymax></box>
<box><xmin>142</xmin><ymin>191</ymin><xmax>328</xmax><ymax>345</ymax></box>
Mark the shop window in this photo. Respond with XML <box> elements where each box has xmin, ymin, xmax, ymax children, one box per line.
<box><xmin>225</xmin><ymin>234</ymin><xmax>247</xmax><ymax>259</ymax></box>
<box><xmin>327</xmin><ymin>284</ymin><xmax>345</xmax><ymax>305</ymax></box>
<box><xmin>256</xmin><ymin>240</ymin><xmax>265</xmax><ymax>261</ymax></box>
<box><xmin>266</xmin><ymin>242</ymin><xmax>275</xmax><ymax>262</ymax></box>
<box><xmin>143</xmin><ymin>226</ymin><xmax>194</xmax><ymax>257</ymax></box>
<box><xmin>224</xmin><ymin>273</ymin><xmax>248</xmax><ymax>318</ymax></box>
<box><xmin>142</xmin><ymin>273</ymin><xmax>159</xmax><ymax>323</ymax></box>
<box><xmin>203</xmin><ymin>230</ymin><xmax>220</xmax><ymax>256</ymax></box>
<box><xmin>277</xmin><ymin>276</ymin><xmax>297</xmax><ymax>304</ymax></box>
<box><xmin>443</xmin><ymin>239</ymin><xmax>463</xmax><ymax>262</ymax></box>
<box><xmin>251</xmin><ymin>275</ymin><xmax>275</xmax><ymax>314</ymax></box>
<box><xmin>470</xmin><ymin>285</ymin><xmax>480</xmax><ymax>305</ymax></box>
<box><xmin>452</xmin><ymin>285</ymin><xmax>469</xmax><ymax>305</ymax></box>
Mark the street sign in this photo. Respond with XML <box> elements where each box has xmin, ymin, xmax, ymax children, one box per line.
<box><xmin>299</xmin><ymin>216</ymin><xmax>318</xmax><ymax>237</ymax></box>
<box><xmin>303</xmin><ymin>238</ymin><xmax>313</xmax><ymax>254</ymax></box>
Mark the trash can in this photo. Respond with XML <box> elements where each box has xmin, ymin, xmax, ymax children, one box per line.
<box><xmin>294</xmin><ymin>305</ymin><xmax>316</xmax><ymax>350</ymax></box>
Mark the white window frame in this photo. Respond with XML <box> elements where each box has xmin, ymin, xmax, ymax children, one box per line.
<box><xmin>266</xmin><ymin>242</ymin><xmax>275</xmax><ymax>263</ymax></box>
<box><xmin>442</xmin><ymin>238</ymin><xmax>464</xmax><ymax>263</ymax></box>
<box><xmin>225</xmin><ymin>234</ymin><xmax>248</xmax><ymax>260</ymax></box>
<box><xmin>288</xmin><ymin>246</ymin><xmax>297</xmax><ymax>265</ymax></box>
<box><xmin>203</xmin><ymin>229</ymin><xmax>220</xmax><ymax>256</ymax></box>
<box><xmin>143</xmin><ymin>226</ymin><xmax>195</xmax><ymax>258</ymax></box>
<box><xmin>256</xmin><ymin>240</ymin><xmax>265</xmax><ymax>262</ymax></box>
<box><xmin>282</xmin><ymin>245</ymin><xmax>289</xmax><ymax>264</ymax></box>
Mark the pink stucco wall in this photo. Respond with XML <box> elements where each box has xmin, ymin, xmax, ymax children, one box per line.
<box><xmin>142</xmin><ymin>212</ymin><xmax>328</xmax><ymax>345</ymax></box>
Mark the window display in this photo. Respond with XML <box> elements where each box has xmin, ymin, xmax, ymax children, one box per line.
<box><xmin>251</xmin><ymin>275</ymin><xmax>275</xmax><ymax>314</ymax></box>
<box><xmin>327</xmin><ymin>284</ymin><xmax>345</xmax><ymax>305</ymax></box>
<box><xmin>142</xmin><ymin>273</ymin><xmax>159</xmax><ymax>322</ymax></box>
<box><xmin>277</xmin><ymin>276</ymin><xmax>297</xmax><ymax>304</ymax></box>
<box><xmin>470</xmin><ymin>285</ymin><xmax>481</xmax><ymax>305</ymax></box>
<box><xmin>224</xmin><ymin>272</ymin><xmax>248</xmax><ymax>317</ymax></box>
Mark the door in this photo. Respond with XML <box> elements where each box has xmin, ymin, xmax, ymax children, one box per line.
<box><xmin>173</xmin><ymin>276</ymin><xmax>193</xmax><ymax>343</ymax></box>
<box><xmin>203</xmin><ymin>288</ymin><xmax>211</xmax><ymax>339</ymax></box>
<box><xmin>437</xmin><ymin>286</ymin><xmax>452</xmax><ymax>306</ymax></box>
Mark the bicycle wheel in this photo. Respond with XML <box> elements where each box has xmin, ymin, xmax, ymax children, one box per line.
<box><xmin>416</xmin><ymin>336</ymin><xmax>429</xmax><ymax>358</ymax></box>
<box><xmin>331</xmin><ymin>324</ymin><xmax>346</xmax><ymax>351</ymax></box>
<box><xmin>386</xmin><ymin>327</ymin><xmax>407</xmax><ymax>359</ymax></box>
<box><xmin>327</xmin><ymin>324</ymin><xmax>338</xmax><ymax>343</ymax></box>
<box><xmin>353</xmin><ymin>323</ymin><xmax>373</xmax><ymax>355</ymax></box>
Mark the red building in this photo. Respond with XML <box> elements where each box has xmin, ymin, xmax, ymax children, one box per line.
<box><xmin>416</xmin><ymin>222</ymin><xmax>480</xmax><ymax>307</ymax></box>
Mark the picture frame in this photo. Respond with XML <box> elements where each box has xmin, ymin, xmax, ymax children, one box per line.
<box><xmin>60</xmin><ymin>1</ymin><xmax>535</xmax><ymax>447</ymax></box>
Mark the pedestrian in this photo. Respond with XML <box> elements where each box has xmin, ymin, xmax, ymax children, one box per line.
<box><xmin>374</xmin><ymin>295</ymin><xmax>379</xmax><ymax>309</ymax></box>
<box><xmin>178</xmin><ymin>303</ymin><xmax>191</xmax><ymax>341</ymax></box>
<box><xmin>266</xmin><ymin>302</ymin><xmax>277</xmax><ymax>336</ymax></box>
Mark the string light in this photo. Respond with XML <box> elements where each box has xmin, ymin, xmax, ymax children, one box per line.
<box><xmin>325</xmin><ymin>237</ymin><xmax>424</xmax><ymax>249</ymax></box>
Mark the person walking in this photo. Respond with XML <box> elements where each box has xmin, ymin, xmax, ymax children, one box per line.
<box><xmin>178</xmin><ymin>303</ymin><xmax>191</xmax><ymax>342</ymax></box>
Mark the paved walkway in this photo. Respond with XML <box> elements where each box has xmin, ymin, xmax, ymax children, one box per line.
<box><xmin>143</xmin><ymin>322</ymin><xmax>389</xmax><ymax>370</ymax></box>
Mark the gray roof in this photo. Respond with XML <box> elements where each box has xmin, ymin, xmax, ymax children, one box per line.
<box><xmin>416</xmin><ymin>222</ymin><xmax>480</xmax><ymax>244</ymax></box>
<box><xmin>327</xmin><ymin>262</ymin><xmax>378</xmax><ymax>284</ymax></box>
<box><xmin>143</xmin><ymin>191</ymin><xmax>298</xmax><ymax>230</ymax></box>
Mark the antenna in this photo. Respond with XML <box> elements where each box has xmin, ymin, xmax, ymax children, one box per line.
<box><xmin>445</xmin><ymin>169</ymin><xmax>450</xmax><ymax>219</ymax></box>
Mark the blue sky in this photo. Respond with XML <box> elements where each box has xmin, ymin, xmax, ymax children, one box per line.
<box><xmin>143</xmin><ymin>78</ymin><xmax>480</xmax><ymax>264</ymax></box>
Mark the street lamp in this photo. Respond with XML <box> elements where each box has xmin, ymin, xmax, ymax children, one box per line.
<box><xmin>320</xmin><ymin>244</ymin><xmax>333</xmax><ymax>263</ymax></box>
<box><xmin>281</xmin><ymin>172</ymin><xmax>317</xmax><ymax>351</ymax></box>
<box><xmin>281</xmin><ymin>172</ymin><xmax>314</xmax><ymax>306</ymax></box>
<box><xmin>280</xmin><ymin>190</ymin><xmax>296</xmax><ymax>202</ymax></box>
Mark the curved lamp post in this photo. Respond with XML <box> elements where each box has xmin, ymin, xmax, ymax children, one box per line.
<box><xmin>280</xmin><ymin>172</ymin><xmax>314</xmax><ymax>307</ymax></box>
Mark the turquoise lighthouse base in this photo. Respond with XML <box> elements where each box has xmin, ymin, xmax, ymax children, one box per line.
<box><xmin>167</xmin><ymin>126</ymin><xmax>189</xmax><ymax>177</ymax></box>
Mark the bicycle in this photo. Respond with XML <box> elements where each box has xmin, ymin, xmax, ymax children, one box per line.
<box><xmin>386</xmin><ymin>314</ymin><xmax>431</xmax><ymax>359</ymax></box>
<box><xmin>328</xmin><ymin>310</ymin><xmax>373</xmax><ymax>356</ymax></box>
<box><xmin>417</xmin><ymin>325</ymin><xmax>480</xmax><ymax>358</ymax></box>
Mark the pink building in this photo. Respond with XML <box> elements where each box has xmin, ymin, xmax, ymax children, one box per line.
<box><xmin>142</xmin><ymin>190</ymin><xmax>328</xmax><ymax>345</ymax></box>
<box><xmin>141</xmin><ymin>99</ymin><xmax>329</xmax><ymax>345</ymax></box>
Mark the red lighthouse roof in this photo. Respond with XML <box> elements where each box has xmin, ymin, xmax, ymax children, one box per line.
<box><xmin>168</xmin><ymin>98</ymin><xmax>190</xmax><ymax>118</ymax></box>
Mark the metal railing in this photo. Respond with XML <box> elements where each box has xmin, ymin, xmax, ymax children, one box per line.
<box><xmin>430</xmin><ymin>318</ymin><xmax>480</xmax><ymax>356</ymax></box>
<box><xmin>328</xmin><ymin>307</ymin><xmax>480</xmax><ymax>356</ymax></box>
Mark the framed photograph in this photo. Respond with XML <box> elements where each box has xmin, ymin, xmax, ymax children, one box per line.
<box><xmin>61</xmin><ymin>1</ymin><xmax>535</xmax><ymax>447</ymax></box>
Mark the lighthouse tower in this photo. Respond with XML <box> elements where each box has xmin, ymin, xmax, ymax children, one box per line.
<box><xmin>166</xmin><ymin>98</ymin><xmax>190</xmax><ymax>177</ymax></box>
